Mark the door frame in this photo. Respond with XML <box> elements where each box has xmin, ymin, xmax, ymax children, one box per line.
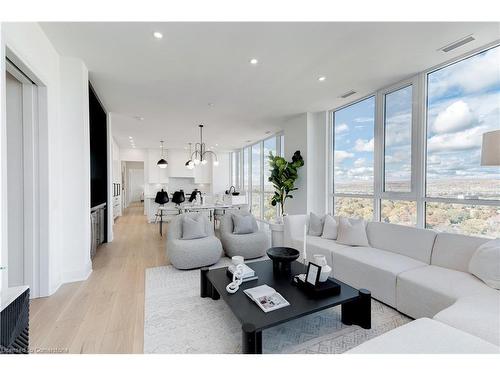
<box><xmin>2</xmin><ymin>47</ymin><xmax>49</xmax><ymax>298</ymax></box>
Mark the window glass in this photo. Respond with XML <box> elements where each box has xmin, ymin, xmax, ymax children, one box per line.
<box><xmin>251</xmin><ymin>143</ymin><xmax>261</xmax><ymax>218</ymax></box>
<box><xmin>426</xmin><ymin>46</ymin><xmax>500</xmax><ymax>200</ymax></box>
<box><xmin>334</xmin><ymin>97</ymin><xmax>375</xmax><ymax>194</ymax></box>
<box><xmin>426</xmin><ymin>202</ymin><xmax>500</xmax><ymax>238</ymax></box>
<box><xmin>243</xmin><ymin>147</ymin><xmax>249</xmax><ymax>201</ymax></box>
<box><xmin>384</xmin><ymin>85</ymin><xmax>413</xmax><ymax>192</ymax></box>
<box><xmin>263</xmin><ymin>137</ymin><xmax>277</xmax><ymax>221</ymax></box>
<box><xmin>334</xmin><ymin>197</ymin><xmax>373</xmax><ymax>221</ymax></box>
<box><xmin>381</xmin><ymin>200</ymin><xmax>417</xmax><ymax>226</ymax></box>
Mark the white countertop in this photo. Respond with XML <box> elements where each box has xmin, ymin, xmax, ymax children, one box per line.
<box><xmin>1</xmin><ymin>285</ymin><xmax>29</xmax><ymax>311</ymax></box>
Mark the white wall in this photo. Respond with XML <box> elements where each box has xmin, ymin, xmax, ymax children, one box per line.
<box><xmin>2</xmin><ymin>23</ymin><xmax>61</xmax><ymax>296</ymax></box>
<box><xmin>59</xmin><ymin>57</ymin><xmax>92</xmax><ymax>283</ymax></box>
<box><xmin>212</xmin><ymin>152</ymin><xmax>230</xmax><ymax>196</ymax></box>
<box><xmin>279</xmin><ymin>111</ymin><xmax>329</xmax><ymax>216</ymax></box>
<box><xmin>0</xmin><ymin>23</ymin><xmax>5</xmax><ymax>291</ymax></box>
<box><xmin>120</xmin><ymin>147</ymin><xmax>146</xmax><ymax>162</ymax></box>
<box><xmin>1</xmin><ymin>23</ymin><xmax>91</xmax><ymax>296</ymax></box>
<box><xmin>307</xmin><ymin>111</ymin><xmax>329</xmax><ymax>215</ymax></box>
<box><xmin>282</xmin><ymin>113</ymin><xmax>308</xmax><ymax>215</ymax></box>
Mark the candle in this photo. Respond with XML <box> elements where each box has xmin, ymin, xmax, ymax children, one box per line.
<box><xmin>303</xmin><ymin>224</ymin><xmax>307</xmax><ymax>264</ymax></box>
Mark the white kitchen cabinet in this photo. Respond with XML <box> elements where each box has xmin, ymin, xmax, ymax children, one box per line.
<box><xmin>147</xmin><ymin>149</ymin><xmax>169</xmax><ymax>184</ymax></box>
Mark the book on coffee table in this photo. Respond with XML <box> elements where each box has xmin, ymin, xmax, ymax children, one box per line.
<box><xmin>243</xmin><ymin>284</ymin><xmax>290</xmax><ymax>313</ymax></box>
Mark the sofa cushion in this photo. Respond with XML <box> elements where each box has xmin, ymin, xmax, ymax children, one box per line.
<box><xmin>366</xmin><ymin>222</ymin><xmax>436</xmax><ymax>263</ymax></box>
<box><xmin>396</xmin><ymin>265</ymin><xmax>496</xmax><ymax>319</ymax></box>
<box><xmin>182</xmin><ymin>215</ymin><xmax>208</xmax><ymax>240</ymax></box>
<box><xmin>347</xmin><ymin>318</ymin><xmax>500</xmax><ymax>354</ymax></box>
<box><xmin>333</xmin><ymin>246</ymin><xmax>427</xmax><ymax>307</ymax></box>
<box><xmin>336</xmin><ymin>217</ymin><xmax>369</xmax><ymax>247</ymax></box>
<box><xmin>298</xmin><ymin>236</ymin><xmax>351</xmax><ymax>268</ymax></box>
<box><xmin>434</xmin><ymin>293</ymin><xmax>500</xmax><ymax>346</ymax></box>
<box><xmin>308</xmin><ymin>212</ymin><xmax>325</xmax><ymax>236</ymax></box>
<box><xmin>232</xmin><ymin>213</ymin><xmax>256</xmax><ymax>234</ymax></box>
<box><xmin>321</xmin><ymin>215</ymin><xmax>339</xmax><ymax>240</ymax></box>
<box><xmin>469</xmin><ymin>239</ymin><xmax>500</xmax><ymax>289</ymax></box>
<box><xmin>431</xmin><ymin>232</ymin><xmax>489</xmax><ymax>272</ymax></box>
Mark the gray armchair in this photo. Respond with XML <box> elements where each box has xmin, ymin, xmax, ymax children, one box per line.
<box><xmin>167</xmin><ymin>213</ymin><xmax>223</xmax><ymax>269</ymax></box>
<box><xmin>219</xmin><ymin>212</ymin><xmax>270</xmax><ymax>259</ymax></box>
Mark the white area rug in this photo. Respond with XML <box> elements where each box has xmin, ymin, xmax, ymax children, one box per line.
<box><xmin>144</xmin><ymin>258</ymin><xmax>411</xmax><ymax>354</ymax></box>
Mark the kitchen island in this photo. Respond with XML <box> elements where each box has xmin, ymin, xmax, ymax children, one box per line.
<box><xmin>144</xmin><ymin>196</ymin><xmax>247</xmax><ymax>223</ymax></box>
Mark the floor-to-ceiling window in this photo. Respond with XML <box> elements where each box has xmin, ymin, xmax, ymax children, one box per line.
<box><xmin>231</xmin><ymin>133</ymin><xmax>284</xmax><ymax>221</ymax></box>
<box><xmin>242</xmin><ymin>147</ymin><xmax>249</xmax><ymax>203</ymax></box>
<box><xmin>329</xmin><ymin>43</ymin><xmax>500</xmax><ymax>237</ymax></box>
<box><xmin>380</xmin><ymin>83</ymin><xmax>417</xmax><ymax>226</ymax></box>
<box><xmin>251</xmin><ymin>143</ymin><xmax>262</xmax><ymax>218</ymax></box>
<box><xmin>263</xmin><ymin>137</ymin><xmax>277</xmax><ymax>221</ymax></box>
<box><xmin>425</xmin><ymin>46</ymin><xmax>500</xmax><ymax>237</ymax></box>
<box><xmin>332</xmin><ymin>96</ymin><xmax>375</xmax><ymax>221</ymax></box>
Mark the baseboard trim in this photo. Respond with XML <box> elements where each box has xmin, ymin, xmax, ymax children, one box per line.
<box><xmin>61</xmin><ymin>261</ymin><xmax>93</xmax><ymax>284</ymax></box>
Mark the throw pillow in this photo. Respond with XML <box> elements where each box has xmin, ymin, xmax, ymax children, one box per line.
<box><xmin>469</xmin><ymin>239</ymin><xmax>500</xmax><ymax>290</ymax></box>
<box><xmin>232</xmin><ymin>213</ymin><xmax>256</xmax><ymax>234</ymax></box>
<box><xmin>182</xmin><ymin>215</ymin><xmax>207</xmax><ymax>240</ymax></box>
<box><xmin>336</xmin><ymin>217</ymin><xmax>369</xmax><ymax>247</ymax></box>
<box><xmin>308</xmin><ymin>212</ymin><xmax>325</xmax><ymax>236</ymax></box>
<box><xmin>321</xmin><ymin>215</ymin><xmax>339</xmax><ymax>240</ymax></box>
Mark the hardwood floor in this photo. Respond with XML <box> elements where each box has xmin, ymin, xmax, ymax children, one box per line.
<box><xmin>29</xmin><ymin>202</ymin><xmax>167</xmax><ymax>354</ymax></box>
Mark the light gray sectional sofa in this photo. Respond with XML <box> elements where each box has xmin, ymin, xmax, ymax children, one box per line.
<box><xmin>284</xmin><ymin>215</ymin><xmax>500</xmax><ymax>353</ymax></box>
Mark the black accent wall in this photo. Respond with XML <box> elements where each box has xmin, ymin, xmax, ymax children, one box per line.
<box><xmin>89</xmin><ymin>83</ymin><xmax>108</xmax><ymax>208</ymax></box>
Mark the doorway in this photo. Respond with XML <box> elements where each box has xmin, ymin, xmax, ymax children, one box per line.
<box><xmin>5</xmin><ymin>59</ymin><xmax>40</xmax><ymax>295</ymax></box>
<box><xmin>122</xmin><ymin>161</ymin><xmax>144</xmax><ymax>208</ymax></box>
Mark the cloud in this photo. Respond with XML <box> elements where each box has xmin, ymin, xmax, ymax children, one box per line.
<box><xmin>432</xmin><ymin>100</ymin><xmax>475</xmax><ymax>134</ymax></box>
<box><xmin>428</xmin><ymin>46</ymin><xmax>500</xmax><ymax>97</ymax></box>
<box><xmin>354</xmin><ymin>117</ymin><xmax>374</xmax><ymax>123</ymax></box>
<box><xmin>335</xmin><ymin>123</ymin><xmax>349</xmax><ymax>134</ymax></box>
<box><xmin>334</xmin><ymin>150</ymin><xmax>354</xmax><ymax>165</ymax></box>
<box><xmin>354</xmin><ymin>138</ymin><xmax>374</xmax><ymax>152</ymax></box>
<box><xmin>354</xmin><ymin>158</ymin><xmax>366</xmax><ymax>167</ymax></box>
<box><xmin>427</xmin><ymin>125</ymin><xmax>486</xmax><ymax>153</ymax></box>
<box><xmin>347</xmin><ymin>166</ymin><xmax>373</xmax><ymax>180</ymax></box>
<box><xmin>385</xmin><ymin>113</ymin><xmax>412</xmax><ymax>146</ymax></box>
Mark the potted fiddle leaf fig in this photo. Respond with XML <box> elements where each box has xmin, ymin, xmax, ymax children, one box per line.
<box><xmin>268</xmin><ymin>150</ymin><xmax>304</xmax><ymax>222</ymax></box>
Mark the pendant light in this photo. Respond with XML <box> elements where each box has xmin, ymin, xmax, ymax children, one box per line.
<box><xmin>185</xmin><ymin>143</ymin><xmax>195</xmax><ymax>169</ymax></box>
<box><xmin>157</xmin><ymin>140</ymin><xmax>168</xmax><ymax>168</ymax></box>
<box><xmin>190</xmin><ymin>124</ymin><xmax>219</xmax><ymax>167</ymax></box>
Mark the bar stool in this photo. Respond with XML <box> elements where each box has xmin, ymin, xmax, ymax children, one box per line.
<box><xmin>154</xmin><ymin>189</ymin><xmax>169</xmax><ymax>236</ymax></box>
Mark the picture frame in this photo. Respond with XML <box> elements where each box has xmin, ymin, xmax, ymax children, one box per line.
<box><xmin>305</xmin><ymin>262</ymin><xmax>321</xmax><ymax>286</ymax></box>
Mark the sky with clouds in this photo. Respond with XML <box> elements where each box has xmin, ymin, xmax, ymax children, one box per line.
<box><xmin>334</xmin><ymin>45</ymin><xmax>500</xmax><ymax>196</ymax></box>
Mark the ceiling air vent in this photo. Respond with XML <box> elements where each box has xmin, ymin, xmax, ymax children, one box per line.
<box><xmin>440</xmin><ymin>35</ymin><xmax>475</xmax><ymax>53</ymax></box>
<box><xmin>340</xmin><ymin>90</ymin><xmax>357</xmax><ymax>99</ymax></box>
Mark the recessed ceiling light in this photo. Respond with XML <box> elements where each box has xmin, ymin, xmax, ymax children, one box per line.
<box><xmin>153</xmin><ymin>31</ymin><xmax>163</xmax><ymax>39</ymax></box>
<box><xmin>208</xmin><ymin>103</ymin><xmax>215</xmax><ymax>107</ymax></box>
<box><xmin>249</xmin><ymin>58</ymin><xmax>258</xmax><ymax>65</ymax></box>
<box><xmin>318</xmin><ymin>76</ymin><xmax>326</xmax><ymax>82</ymax></box>
<box><xmin>129</xmin><ymin>136</ymin><xmax>133</xmax><ymax>139</ymax></box>
<box><xmin>134</xmin><ymin>116</ymin><xmax>144</xmax><ymax>121</ymax></box>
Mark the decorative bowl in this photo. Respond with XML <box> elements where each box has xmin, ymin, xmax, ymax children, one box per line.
<box><xmin>266</xmin><ymin>247</ymin><xmax>300</xmax><ymax>277</ymax></box>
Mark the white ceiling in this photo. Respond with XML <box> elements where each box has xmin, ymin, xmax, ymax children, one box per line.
<box><xmin>40</xmin><ymin>22</ymin><xmax>500</xmax><ymax>150</ymax></box>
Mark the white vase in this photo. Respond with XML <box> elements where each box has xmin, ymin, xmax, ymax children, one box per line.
<box><xmin>313</xmin><ymin>254</ymin><xmax>327</xmax><ymax>267</ymax></box>
<box><xmin>319</xmin><ymin>265</ymin><xmax>332</xmax><ymax>282</ymax></box>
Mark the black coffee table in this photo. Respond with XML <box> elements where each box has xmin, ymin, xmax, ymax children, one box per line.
<box><xmin>200</xmin><ymin>259</ymin><xmax>371</xmax><ymax>354</ymax></box>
